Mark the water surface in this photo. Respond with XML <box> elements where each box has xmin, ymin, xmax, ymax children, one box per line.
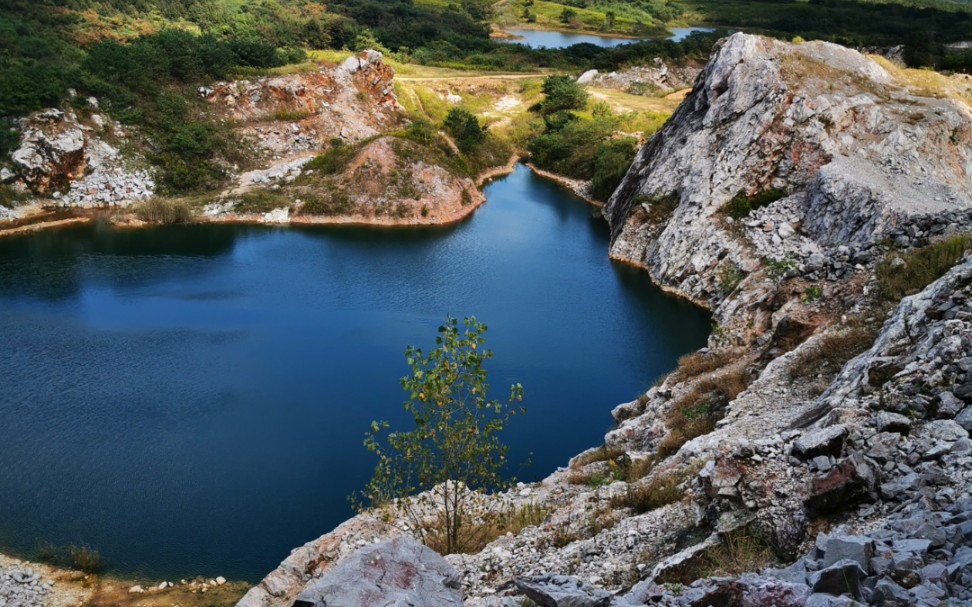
<box><xmin>0</xmin><ymin>165</ymin><xmax>710</xmax><ymax>580</ymax></box>
<box><xmin>499</xmin><ymin>26</ymin><xmax>716</xmax><ymax>48</ymax></box>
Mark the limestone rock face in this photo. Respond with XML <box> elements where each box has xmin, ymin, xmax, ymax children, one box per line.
<box><xmin>12</xmin><ymin>109</ymin><xmax>87</xmax><ymax>193</ymax></box>
<box><xmin>201</xmin><ymin>50</ymin><xmax>403</xmax><ymax>158</ymax></box>
<box><xmin>604</xmin><ymin>33</ymin><xmax>972</xmax><ymax>309</ymax></box>
<box><xmin>292</xmin><ymin>537</ymin><xmax>462</xmax><ymax>607</ymax></box>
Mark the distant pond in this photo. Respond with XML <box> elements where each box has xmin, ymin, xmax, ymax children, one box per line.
<box><xmin>0</xmin><ymin>165</ymin><xmax>710</xmax><ymax>581</ymax></box>
<box><xmin>498</xmin><ymin>27</ymin><xmax>716</xmax><ymax>49</ymax></box>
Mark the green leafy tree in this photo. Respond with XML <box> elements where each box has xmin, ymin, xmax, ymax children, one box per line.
<box><xmin>443</xmin><ymin>107</ymin><xmax>486</xmax><ymax>153</ymax></box>
<box><xmin>358</xmin><ymin>316</ymin><xmax>525</xmax><ymax>554</ymax></box>
<box><xmin>559</xmin><ymin>7</ymin><xmax>577</xmax><ymax>24</ymax></box>
<box><xmin>537</xmin><ymin>74</ymin><xmax>588</xmax><ymax>115</ymax></box>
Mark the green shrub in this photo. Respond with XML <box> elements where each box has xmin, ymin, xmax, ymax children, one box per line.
<box><xmin>591</xmin><ymin>137</ymin><xmax>637</xmax><ymax>200</ymax></box>
<box><xmin>723</xmin><ymin>188</ymin><xmax>787</xmax><ymax>220</ymax></box>
<box><xmin>305</xmin><ymin>144</ymin><xmax>358</xmax><ymax>175</ymax></box>
<box><xmin>718</xmin><ymin>263</ymin><xmax>745</xmax><ymax>295</ymax></box>
<box><xmin>537</xmin><ymin>75</ymin><xmax>588</xmax><ymax>116</ymax></box>
<box><xmin>443</xmin><ymin>108</ymin><xmax>486</xmax><ymax>153</ymax></box>
<box><xmin>234</xmin><ymin>189</ymin><xmax>291</xmax><ymax>213</ymax></box>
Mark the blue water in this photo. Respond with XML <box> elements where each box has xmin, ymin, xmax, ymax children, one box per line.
<box><xmin>0</xmin><ymin>165</ymin><xmax>710</xmax><ymax>581</ymax></box>
<box><xmin>499</xmin><ymin>27</ymin><xmax>716</xmax><ymax>49</ymax></box>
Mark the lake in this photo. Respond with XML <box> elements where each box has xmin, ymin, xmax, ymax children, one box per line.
<box><xmin>498</xmin><ymin>27</ymin><xmax>716</xmax><ymax>49</ymax></box>
<box><xmin>0</xmin><ymin>165</ymin><xmax>710</xmax><ymax>581</ymax></box>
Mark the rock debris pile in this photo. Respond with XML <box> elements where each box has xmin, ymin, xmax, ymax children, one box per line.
<box><xmin>0</xmin><ymin>566</ymin><xmax>52</xmax><ymax>607</ymax></box>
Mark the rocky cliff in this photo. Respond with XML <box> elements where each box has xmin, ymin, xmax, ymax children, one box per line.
<box><xmin>235</xmin><ymin>34</ymin><xmax>972</xmax><ymax>607</ymax></box>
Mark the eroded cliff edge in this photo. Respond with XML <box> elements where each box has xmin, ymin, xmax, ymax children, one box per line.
<box><xmin>238</xmin><ymin>34</ymin><xmax>972</xmax><ymax>607</ymax></box>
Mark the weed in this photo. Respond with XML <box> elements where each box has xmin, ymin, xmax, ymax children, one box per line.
<box><xmin>135</xmin><ymin>198</ymin><xmax>191</xmax><ymax>224</ymax></box>
<box><xmin>36</xmin><ymin>543</ymin><xmax>103</xmax><ymax>574</ymax></box>
<box><xmin>655</xmin><ymin>527</ymin><xmax>777</xmax><ymax>585</ymax></box>
<box><xmin>610</xmin><ymin>468</ymin><xmax>688</xmax><ymax>513</ymax></box>
<box><xmin>671</xmin><ymin>349</ymin><xmax>740</xmax><ymax>383</ymax></box>
<box><xmin>657</xmin><ymin>368</ymin><xmax>750</xmax><ymax>458</ymax></box>
<box><xmin>572</xmin><ymin>445</ymin><xmax>627</xmax><ymax>469</ymax></box>
<box><xmin>876</xmin><ymin>235</ymin><xmax>970</xmax><ymax>301</ymax></box>
<box><xmin>635</xmin><ymin>192</ymin><xmax>680</xmax><ymax>224</ymax></box>
<box><xmin>802</xmin><ymin>284</ymin><xmax>823</xmax><ymax>303</ymax></box>
<box><xmin>789</xmin><ymin>323</ymin><xmax>879</xmax><ymax>381</ymax></box>
<box><xmin>718</xmin><ymin>262</ymin><xmax>745</xmax><ymax>295</ymax></box>
<box><xmin>764</xmin><ymin>256</ymin><xmax>797</xmax><ymax>280</ymax></box>
<box><xmin>271</xmin><ymin>109</ymin><xmax>312</xmax><ymax>122</ymax></box>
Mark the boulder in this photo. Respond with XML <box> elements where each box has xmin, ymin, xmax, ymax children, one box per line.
<box><xmin>808</xmin><ymin>559</ymin><xmax>866</xmax><ymax>599</ymax></box>
<box><xmin>805</xmin><ymin>454</ymin><xmax>877</xmax><ymax>514</ymax></box>
<box><xmin>291</xmin><ymin>537</ymin><xmax>462</xmax><ymax>607</ymax></box>
<box><xmin>513</xmin><ymin>575</ymin><xmax>613</xmax><ymax>607</ymax></box>
<box><xmin>793</xmin><ymin>426</ymin><xmax>848</xmax><ymax>460</ymax></box>
<box><xmin>874</xmin><ymin>412</ymin><xmax>911</xmax><ymax>435</ymax></box>
<box><xmin>12</xmin><ymin>109</ymin><xmax>88</xmax><ymax>192</ymax></box>
<box><xmin>821</xmin><ymin>535</ymin><xmax>875</xmax><ymax>571</ymax></box>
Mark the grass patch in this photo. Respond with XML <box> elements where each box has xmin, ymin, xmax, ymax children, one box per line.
<box><xmin>657</xmin><ymin>368</ymin><xmax>750</xmax><ymax>459</ymax></box>
<box><xmin>304</xmin><ymin>142</ymin><xmax>360</xmax><ymax>176</ymax></box>
<box><xmin>135</xmin><ymin>198</ymin><xmax>191</xmax><ymax>224</ymax></box>
<box><xmin>655</xmin><ymin>526</ymin><xmax>777</xmax><ymax>585</ymax></box>
<box><xmin>572</xmin><ymin>444</ymin><xmax>627</xmax><ymax>469</ymax></box>
<box><xmin>671</xmin><ymin>349</ymin><xmax>742</xmax><ymax>383</ymax></box>
<box><xmin>234</xmin><ymin>189</ymin><xmax>291</xmax><ymax>214</ymax></box>
<box><xmin>876</xmin><ymin>235</ymin><xmax>970</xmax><ymax>301</ymax></box>
<box><xmin>789</xmin><ymin>322</ymin><xmax>880</xmax><ymax>397</ymax></box>
<box><xmin>36</xmin><ymin>543</ymin><xmax>103</xmax><ymax>574</ymax></box>
<box><xmin>298</xmin><ymin>189</ymin><xmax>355</xmax><ymax>216</ymax></box>
<box><xmin>722</xmin><ymin>188</ymin><xmax>787</xmax><ymax>220</ymax></box>
<box><xmin>424</xmin><ymin>501</ymin><xmax>550</xmax><ymax>555</ymax></box>
<box><xmin>610</xmin><ymin>468</ymin><xmax>689</xmax><ymax>513</ymax></box>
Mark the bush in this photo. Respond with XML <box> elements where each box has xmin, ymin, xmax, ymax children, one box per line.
<box><xmin>356</xmin><ymin>316</ymin><xmax>525</xmax><ymax>555</ymax></box>
<box><xmin>443</xmin><ymin>108</ymin><xmax>486</xmax><ymax>153</ymax></box>
<box><xmin>305</xmin><ymin>143</ymin><xmax>358</xmax><ymax>175</ymax></box>
<box><xmin>537</xmin><ymin>75</ymin><xmax>588</xmax><ymax>115</ymax></box>
<box><xmin>591</xmin><ymin>137</ymin><xmax>637</xmax><ymax>200</ymax></box>
<box><xmin>722</xmin><ymin>188</ymin><xmax>787</xmax><ymax>220</ymax></box>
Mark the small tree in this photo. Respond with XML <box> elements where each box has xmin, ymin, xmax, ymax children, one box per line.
<box><xmin>358</xmin><ymin>316</ymin><xmax>525</xmax><ymax>554</ymax></box>
<box><xmin>443</xmin><ymin>107</ymin><xmax>486</xmax><ymax>152</ymax></box>
<box><xmin>538</xmin><ymin>75</ymin><xmax>588</xmax><ymax>115</ymax></box>
<box><xmin>559</xmin><ymin>7</ymin><xmax>577</xmax><ymax>24</ymax></box>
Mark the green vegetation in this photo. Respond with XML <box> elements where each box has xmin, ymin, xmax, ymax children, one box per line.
<box><xmin>535</xmin><ymin>75</ymin><xmax>588</xmax><ymax>115</ymax></box>
<box><xmin>723</xmin><ymin>188</ymin><xmax>787</xmax><ymax>220</ymax></box>
<box><xmin>357</xmin><ymin>316</ymin><xmax>526</xmax><ymax>555</ymax></box>
<box><xmin>526</xmin><ymin>76</ymin><xmax>643</xmax><ymax>200</ymax></box>
<box><xmin>443</xmin><ymin>108</ymin><xmax>487</xmax><ymax>152</ymax></box>
<box><xmin>876</xmin><ymin>235</ymin><xmax>970</xmax><ymax>301</ymax></box>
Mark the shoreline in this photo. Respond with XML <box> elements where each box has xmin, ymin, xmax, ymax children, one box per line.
<box><xmin>0</xmin><ymin>156</ymin><xmax>526</xmax><ymax>238</ymax></box>
<box><xmin>525</xmin><ymin>162</ymin><xmax>602</xmax><ymax>207</ymax></box>
<box><xmin>0</xmin><ymin>551</ymin><xmax>248</xmax><ymax>607</ymax></box>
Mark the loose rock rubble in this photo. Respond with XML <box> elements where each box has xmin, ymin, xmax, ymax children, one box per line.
<box><xmin>0</xmin><ymin>565</ymin><xmax>52</xmax><ymax>607</ymax></box>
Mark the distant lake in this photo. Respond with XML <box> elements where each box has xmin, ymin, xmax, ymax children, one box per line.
<box><xmin>498</xmin><ymin>27</ymin><xmax>716</xmax><ymax>49</ymax></box>
<box><xmin>0</xmin><ymin>165</ymin><xmax>710</xmax><ymax>581</ymax></box>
